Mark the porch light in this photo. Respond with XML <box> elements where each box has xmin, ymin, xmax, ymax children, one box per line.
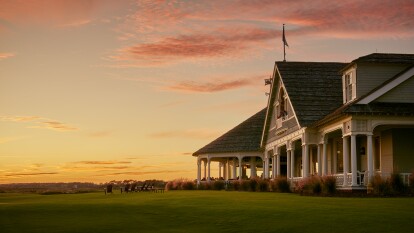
<box><xmin>360</xmin><ymin>147</ymin><xmax>366</xmax><ymax>155</ymax></box>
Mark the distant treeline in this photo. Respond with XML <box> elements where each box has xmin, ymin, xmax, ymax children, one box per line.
<box><xmin>0</xmin><ymin>180</ymin><xmax>166</xmax><ymax>194</ymax></box>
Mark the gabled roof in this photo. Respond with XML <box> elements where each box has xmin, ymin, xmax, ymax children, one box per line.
<box><xmin>276</xmin><ymin>62</ymin><xmax>347</xmax><ymax>127</ymax></box>
<box><xmin>193</xmin><ymin>108</ymin><xmax>266</xmax><ymax>156</ymax></box>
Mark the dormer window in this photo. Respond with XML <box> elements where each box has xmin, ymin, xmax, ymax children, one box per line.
<box><xmin>345</xmin><ymin>73</ymin><xmax>352</xmax><ymax>102</ymax></box>
<box><xmin>343</xmin><ymin>71</ymin><xmax>355</xmax><ymax>103</ymax></box>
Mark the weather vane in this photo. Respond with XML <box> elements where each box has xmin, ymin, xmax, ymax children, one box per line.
<box><xmin>283</xmin><ymin>24</ymin><xmax>289</xmax><ymax>62</ymax></box>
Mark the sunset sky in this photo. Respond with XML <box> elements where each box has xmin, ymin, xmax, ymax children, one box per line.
<box><xmin>1</xmin><ymin>0</ymin><xmax>414</xmax><ymax>184</ymax></box>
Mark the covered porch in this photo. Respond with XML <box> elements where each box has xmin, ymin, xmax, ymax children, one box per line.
<box><xmin>196</xmin><ymin>152</ymin><xmax>263</xmax><ymax>183</ymax></box>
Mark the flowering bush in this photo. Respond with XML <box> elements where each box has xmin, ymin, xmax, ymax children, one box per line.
<box><xmin>294</xmin><ymin>176</ymin><xmax>322</xmax><ymax>195</ymax></box>
<box><xmin>165</xmin><ymin>179</ymin><xmax>195</xmax><ymax>191</ymax></box>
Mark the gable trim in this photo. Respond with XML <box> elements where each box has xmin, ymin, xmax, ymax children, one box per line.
<box><xmin>357</xmin><ymin>66</ymin><xmax>414</xmax><ymax>104</ymax></box>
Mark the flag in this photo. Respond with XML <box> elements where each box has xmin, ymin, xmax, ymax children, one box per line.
<box><xmin>283</xmin><ymin>25</ymin><xmax>289</xmax><ymax>47</ymax></box>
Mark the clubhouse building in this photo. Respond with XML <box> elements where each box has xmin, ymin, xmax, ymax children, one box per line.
<box><xmin>193</xmin><ymin>53</ymin><xmax>414</xmax><ymax>189</ymax></box>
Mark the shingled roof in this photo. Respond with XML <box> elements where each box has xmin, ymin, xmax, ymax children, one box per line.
<box><xmin>193</xmin><ymin>108</ymin><xmax>266</xmax><ymax>156</ymax></box>
<box><xmin>341</xmin><ymin>53</ymin><xmax>414</xmax><ymax>72</ymax></box>
<box><xmin>276</xmin><ymin>62</ymin><xmax>347</xmax><ymax>127</ymax></box>
<box><xmin>353</xmin><ymin>53</ymin><xmax>414</xmax><ymax>64</ymax></box>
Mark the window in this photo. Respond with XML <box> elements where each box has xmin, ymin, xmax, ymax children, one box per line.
<box><xmin>345</xmin><ymin>73</ymin><xmax>353</xmax><ymax>102</ymax></box>
<box><xmin>277</xmin><ymin>87</ymin><xmax>288</xmax><ymax>119</ymax></box>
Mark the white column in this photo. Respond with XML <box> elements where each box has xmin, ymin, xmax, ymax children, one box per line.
<box><xmin>343</xmin><ymin>136</ymin><xmax>349</xmax><ymax>187</ymax></box>
<box><xmin>223</xmin><ymin>161</ymin><xmax>227</xmax><ymax>180</ymax></box>
<box><xmin>317</xmin><ymin>144</ymin><xmax>322</xmax><ymax>176</ymax></box>
<box><xmin>207</xmin><ymin>158</ymin><xmax>211</xmax><ymax>182</ymax></box>
<box><xmin>351</xmin><ymin>135</ymin><xmax>357</xmax><ymax>186</ymax></box>
<box><xmin>276</xmin><ymin>154</ymin><xmax>280</xmax><ymax>177</ymax></box>
<box><xmin>286</xmin><ymin>150</ymin><xmax>291</xmax><ymax>179</ymax></box>
<box><xmin>227</xmin><ymin>159</ymin><xmax>231</xmax><ymax>179</ymax></box>
<box><xmin>232</xmin><ymin>159</ymin><xmax>237</xmax><ymax>179</ymax></box>
<box><xmin>322</xmin><ymin>141</ymin><xmax>328</xmax><ymax>176</ymax></box>
<box><xmin>238</xmin><ymin>157</ymin><xmax>243</xmax><ymax>180</ymax></box>
<box><xmin>291</xmin><ymin>148</ymin><xmax>295</xmax><ymax>178</ymax></box>
<box><xmin>303</xmin><ymin>144</ymin><xmax>309</xmax><ymax>178</ymax></box>
<box><xmin>367</xmin><ymin>134</ymin><xmax>373</xmax><ymax>186</ymax></box>
<box><xmin>250</xmin><ymin>157</ymin><xmax>256</xmax><ymax>178</ymax></box>
<box><xmin>264</xmin><ymin>155</ymin><xmax>269</xmax><ymax>179</ymax></box>
<box><xmin>203</xmin><ymin>160</ymin><xmax>207</xmax><ymax>180</ymax></box>
<box><xmin>197</xmin><ymin>159</ymin><xmax>201</xmax><ymax>183</ymax></box>
<box><xmin>218</xmin><ymin>162</ymin><xmax>222</xmax><ymax>179</ymax></box>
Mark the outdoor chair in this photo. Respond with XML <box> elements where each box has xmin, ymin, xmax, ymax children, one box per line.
<box><xmin>124</xmin><ymin>183</ymin><xmax>131</xmax><ymax>193</ymax></box>
<box><xmin>130</xmin><ymin>183</ymin><xmax>137</xmax><ymax>192</ymax></box>
<box><xmin>104</xmin><ymin>184</ymin><xmax>113</xmax><ymax>195</ymax></box>
<box><xmin>138</xmin><ymin>183</ymin><xmax>147</xmax><ymax>192</ymax></box>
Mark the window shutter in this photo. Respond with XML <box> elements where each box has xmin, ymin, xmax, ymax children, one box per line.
<box><xmin>342</xmin><ymin>75</ymin><xmax>346</xmax><ymax>103</ymax></box>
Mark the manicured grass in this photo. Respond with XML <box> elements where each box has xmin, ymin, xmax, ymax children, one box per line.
<box><xmin>1</xmin><ymin>191</ymin><xmax>413</xmax><ymax>233</ymax></box>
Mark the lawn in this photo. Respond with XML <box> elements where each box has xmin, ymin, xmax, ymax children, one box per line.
<box><xmin>1</xmin><ymin>191</ymin><xmax>413</xmax><ymax>233</ymax></box>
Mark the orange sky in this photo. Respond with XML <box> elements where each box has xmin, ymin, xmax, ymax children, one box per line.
<box><xmin>1</xmin><ymin>0</ymin><xmax>414</xmax><ymax>184</ymax></box>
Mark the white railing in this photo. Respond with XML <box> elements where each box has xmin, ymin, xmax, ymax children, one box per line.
<box><xmin>287</xmin><ymin>172</ymin><xmax>412</xmax><ymax>187</ymax></box>
<box><xmin>333</xmin><ymin>174</ymin><xmax>344</xmax><ymax>186</ymax></box>
<box><xmin>290</xmin><ymin>177</ymin><xmax>302</xmax><ymax>183</ymax></box>
<box><xmin>400</xmin><ymin>173</ymin><xmax>411</xmax><ymax>186</ymax></box>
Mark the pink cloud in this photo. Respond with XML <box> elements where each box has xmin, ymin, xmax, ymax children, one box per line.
<box><xmin>114</xmin><ymin>27</ymin><xmax>277</xmax><ymax>66</ymax></box>
<box><xmin>114</xmin><ymin>0</ymin><xmax>414</xmax><ymax>66</ymax></box>
<box><xmin>0</xmin><ymin>52</ymin><xmax>15</xmax><ymax>60</ymax></box>
<box><xmin>164</xmin><ymin>75</ymin><xmax>264</xmax><ymax>93</ymax></box>
<box><xmin>0</xmin><ymin>0</ymin><xmax>129</xmax><ymax>30</ymax></box>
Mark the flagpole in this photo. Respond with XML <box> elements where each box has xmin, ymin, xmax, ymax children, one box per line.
<box><xmin>283</xmin><ymin>24</ymin><xmax>286</xmax><ymax>62</ymax></box>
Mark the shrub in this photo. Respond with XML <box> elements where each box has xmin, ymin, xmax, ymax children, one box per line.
<box><xmin>165</xmin><ymin>181</ymin><xmax>174</xmax><ymax>191</ymax></box>
<box><xmin>249</xmin><ymin>178</ymin><xmax>259</xmax><ymax>191</ymax></box>
<box><xmin>270</xmin><ymin>177</ymin><xmax>290</xmax><ymax>193</ymax></box>
<box><xmin>321</xmin><ymin>176</ymin><xmax>337</xmax><ymax>195</ymax></box>
<box><xmin>294</xmin><ymin>176</ymin><xmax>322</xmax><ymax>195</ymax></box>
<box><xmin>257</xmin><ymin>179</ymin><xmax>270</xmax><ymax>192</ymax></box>
<box><xmin>240</xmin><ymin>180</ymin><xmax>250</xmax><ymax>191</ymax></box>
<box><xmin>311</xmin><ymin>178</ymin><xmax>322</xmax><ymax>194</ymax></box>
<box><xmin>371</xmin><ymin>175</ymin><xmax>391</xmax><ymax>196</ymax></box>
<box><xmin>390</xmin><ymin>173</ymin><xmax>407</xmax><ymax>195</ymax></box>
<box><xmin>181</xmin><ymin>181</ymin><xmax>195</xmax><ymax>190</ymax></box>
<box><xmin>165</xmin><ymin>179</ymin><xmax>194</xmax><ymax>191</ymax></box>
<box><xmin>213</xmin><ymin>180</ymin><xmax>225</xmax><ymax>190</ymax></box>
<box><xmin>232</xmin><ymin>180</ymin><xmax>241</xmax><ymax>191</ymax></box>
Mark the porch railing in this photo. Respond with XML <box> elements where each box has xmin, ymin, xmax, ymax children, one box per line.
<box><xmin>290</xmin><ymin>172</ymin><xmax>412</xmax><ymax>187</ymax></box>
